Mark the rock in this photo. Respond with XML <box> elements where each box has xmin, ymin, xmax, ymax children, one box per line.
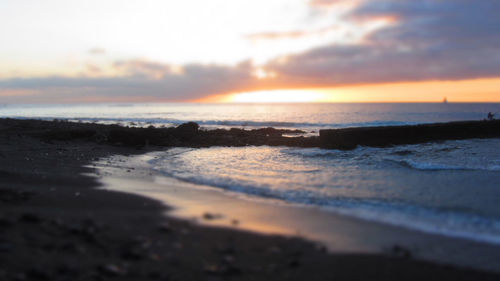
<box><xmin>0</xmin><ymin>216</ymin><xmax>14</xmax><ymax>227</ymax></box>
<box><xmin>268</xmin><ymin>246</ymin><xmax>282</xmax><ymax>254</ymax></box>
<box><xmin>56</xmin><ymin>264</ymin><xmax>79</xmax><ymax>276</ymax></box>
<box><xmin>20</xmin><ymin>213</ymin><xmax>41</xmax><ymax>223</ymax></box>
<box><xmin>0</xmin><ymin>241</ymin><xmax>14</xmax><ymax>252</ymax></box>
<box><xmin>157</xmin><ymin>222</ymin><xmax>172</xmax><ymax>233</ymax></box>
<box><xmin>203</xmin><ymin>212</ymin><xmax>223</xmax><ymax>220</ymax></box>
<box><xmin>288</xmin><ymin>259</ymin><xmax>300</xmax><ymax>268</ymax></box>
<box><xmin>13</xmin><ymin>273</ymin><xmax>27</xmax><ymax>281</ymax></box>
<box><xmin>204</xmin><ymin>263</ymin><xmax>241</xmax><ymax>276</ymax></box>
<box><xmin>391</xmin><ymin>244</ymin><xmax>412</xmax><ymax>259</ymax></box>
<box><xmin>97</xmin><ymin>264</ymin><xmax>126</xmax><ymax>277</ymax></box>
<box><xmin>27</xmin><ymin>268</ymin><xmax>51</xmax><ymax>280</ymax></box>
<box><xmin>320</xmin><ymin>120</ymin><xmax>500</xmax><ymax>150</ymax></box>
<box><xmin>60</xmin><ymin>242</ymin><xmax>86</xmax><ymax>254</ymax></box>
<box><xmin>0</xmin><ymin>189</ymin><xmax>33</xmax><ymax>203</ymax></box>
<box><xmin>120</xmin><ymin>248</ymin><xmax>143</xmax><ymax>260</ymax></box>
<box><xmin>222</xmin><ymin>254</ymin><xmax>235</xmax><ymax>264</ymax></box>
<box><xmin>216</xmin><ymin>245</ymin><xmax>236</xmax><ymax>255</ymax></box>
<box><xmin>174</xmin><ymin>122</ymin><xmax>199</xmax><ymax>140</ymax></box>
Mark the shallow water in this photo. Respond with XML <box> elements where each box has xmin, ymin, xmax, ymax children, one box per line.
<box><xmin>149</xmin><ymin>139</ymin><xmax>500</xmax><ymax>244</ymax></box>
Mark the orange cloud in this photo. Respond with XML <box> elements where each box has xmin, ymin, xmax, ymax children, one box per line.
<box><xmin>88</xmin><ymin>48</ymin><xmax>106</xmax><ymax>55</ymax></box>
<box><xmin>309</xmin><ymin>0</ymin><xmax>354</xmax><ymax>7</ymax></box>
<box><xmin>246</xmin><ymin>25</ymin><xmax>342</xmax><ymax>41</ymax></box>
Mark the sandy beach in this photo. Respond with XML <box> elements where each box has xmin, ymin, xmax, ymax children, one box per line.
<box><xmin>1</xmin><ymin>118</ymin><xmax>500</xmax><ymax>280</ymax></box>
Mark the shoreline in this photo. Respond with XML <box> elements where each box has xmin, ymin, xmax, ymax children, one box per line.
<box><xmin>1</xmin><ymin>118</ymin><xmax>500</xmax><ymax>280</ymax></box>
<box><xmin>96</xmin><ymin>152</ymin><xmax>500</xmax><ymax>272</ymax></box>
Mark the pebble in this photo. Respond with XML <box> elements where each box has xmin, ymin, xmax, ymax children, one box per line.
<box><xmin>288</xmin><ymin>259</ymin><xmax>301</xmax><ymax>268</ymax></box>
<box><xmin>203</xmin><ymin>212</ymin><xmax>223</xmax><ymax>220</ymax></box>
<box><xmin>391</xmin><ymin>244</ymin><xmax>412</xmax><ymax>259</ymax></box>
<box><xmin>98</xmin><ymin>264</ymin><xmax>126</xmax><ymax>277</ymax></box>
<box><xmin>268</xmin><ymin>246</ymin><xmax>282</xmax><ymax>254</ymax></box>
<box><xmin>0</xmin><ymin>241</ymin><xmax>14</xmax><ymax>252</ymax></box>
<box><xmin>157</xmin><ymin>222</ymin><xmax>172</xmax><ymax>233</ymax></box>
<box><xmin>222</xmin><ymin>254</ymin><xmax>235</xmax><ymax>264</ymax></box>
<box><xmin>20</xmin><ymin>213</ymin><xmax>41</xmax><ymax>223</ymax></box>
<box><xmin>0</xmin><ymin>216</ymin><xmax>14</xmax><ymax>227</ymax></box>
<box><xmin>204</xmin><ymin>263</ymin><xmax>241</xmax><ymax>276</ymax></box>
<box><xmin>120</xmin><ymin>248</ymin><xmax>143</xmax><ymax>260</ymax></box>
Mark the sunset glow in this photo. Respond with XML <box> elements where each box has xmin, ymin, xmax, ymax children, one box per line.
<box><xmin>228</xmin><ymin>90</ymin><xmax>327</xmax><ymax>103</ymax></box>
<box><xmin>0</xmin><ymin>0</ymin><xmax>499</xmax><ymax>103</ymax></box>
<box><xmin>201</xmin><ymin>78</ymin><xmax>500</xmax><ymax>104</ymax></box>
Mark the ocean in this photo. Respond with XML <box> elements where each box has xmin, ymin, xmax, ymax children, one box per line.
<box><xmin>2</xmin><ymin>102</ymin><xmax>500</xmax><ymax>244</ymax></box>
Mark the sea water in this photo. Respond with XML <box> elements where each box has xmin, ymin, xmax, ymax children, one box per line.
<box><xmin>1</xmin><ymin>102</ymin><xmax>498</xmax><ymax>132</ymax></box>
<box><xmin>2</xmin><ymin>103</ymin><xmax>500</xmax><ymax>243</ymax></box>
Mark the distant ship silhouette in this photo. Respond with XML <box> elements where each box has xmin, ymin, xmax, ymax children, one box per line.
<box><xmin>443</xmin><ymin>97</ymin><xmax>448</xmax><ymax>103</ymax></box>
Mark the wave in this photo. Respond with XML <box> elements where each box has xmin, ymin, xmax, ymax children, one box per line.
<box><xmin>388</xmin><ymin>159</ymin><xmax>500</xmax><ymax>171</ymax></box>
<box><xmin>150</xmin><ymin>156</ymin><xmax>500</xmax><ymax>245</ymax></box>
<box><xmin>160</xmin><ymin>170</ymin><xmax>500</xmax><ymax>244</ymax></box>
<box><xmin>146</xmin><ymin>146</ymin><xmax>500</xmax><ymax>245</ymax></box>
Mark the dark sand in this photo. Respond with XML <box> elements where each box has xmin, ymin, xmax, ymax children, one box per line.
<box><xmin>1</xmin><ymin>118</ymin><xmax>499</xmax><ymax>280</ymax></box>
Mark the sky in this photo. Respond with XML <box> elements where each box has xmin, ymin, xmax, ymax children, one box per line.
<box><xmin>0</xmin><ymin>0</ymin><xmax>499</xmax><ymax>103</ymax></box>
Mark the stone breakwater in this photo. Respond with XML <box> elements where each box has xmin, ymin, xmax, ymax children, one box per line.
<box><xmin>319</xmin><ymin>120</ymin><xmax>500</xmax><ymax>150</ymax></box>
<box><xmin>1</xmin><ymin>118</ymin><xmax>498</xmax><ymax>150</ymax></box>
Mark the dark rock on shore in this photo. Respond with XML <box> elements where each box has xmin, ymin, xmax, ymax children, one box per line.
<box><xmin>320</xmin><ymin>120</ymin><xmax>500</xmax><ymax>150</ymax></box>
<box><xmin>0</xmin><ymin>118</ymin><xmax>317</xmax><ymax>149</ymax></box>
<box><xmin>4</xmin><ymin>118</ymin><xmax>499</xmax><ymax>151</ymax></box>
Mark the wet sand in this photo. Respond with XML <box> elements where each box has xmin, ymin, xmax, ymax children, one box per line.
<box><xmin>1</xmin><ymin>118</ymin><xmax>500</xmax><ymax>280</ymax></box>
<box><xmin>98</xmin><ymin>152</ymin><xmax>500</xmax><ymax>272</ymax></box>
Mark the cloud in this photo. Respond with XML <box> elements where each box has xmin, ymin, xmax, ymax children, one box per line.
<box><xmin>88</xmin><ymin>48</ymin><xmax>106</xmax><ymax>55</ymax></box>
<box><xmin>85</xmin><ymin>64</ymin><xmax>102</xmax><ymax>75</ymax></box>
<box><xmin>265</xmin><ymin>0</ymin><xmax>500</xmax><ymax>86</ymax></box>
<box><xmin>246</xmin><ymin>26</ymin><xmax>343</xmax><ymax>41</ymax></box>
<box><xmin>309</xmin><ymin>0</ymin><xmax>350</xmax><ymax>7</ymax></box>
<box><xmin>0</xmin><ymin>60</ymin><xmax>262</xmax><ymax>103</ymax></box>
<box><xmin>2</xmin><ymin>0</ymin><xmax>500</xmax><ymax>103</ymax></box>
